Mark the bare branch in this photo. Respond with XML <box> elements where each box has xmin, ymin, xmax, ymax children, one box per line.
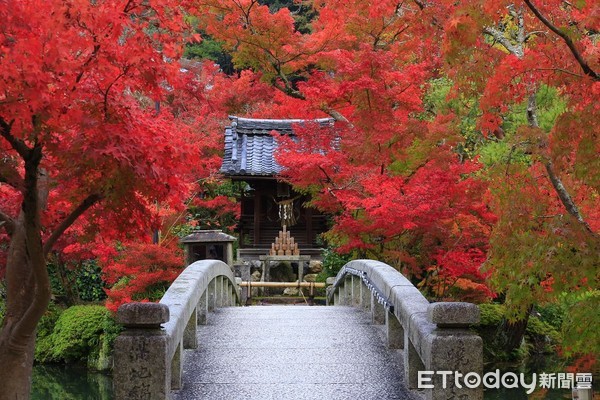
<box><xmin>412</xmin><ymin>0</ymin><xmax>425</xmax><ymax>10</ymax></box>
<box><xmin>532</xmin><ymin>68</ymin><xmax>584</xmax><ymax>78</ymax></box>
<box><xmin>318</xmin><ymin>165</ymin><xmax>334</xmax><ymax>184</ymax></box>
<box><xmin>524</xmin><ymin>30</ymin><xmax>548</xmax><ymax>41</ymax></box>
<box><xmin>524</xmin><ymin>0</ymin><xmax>599</xmax><ymax>80</ymax></box>
<box><xmin>483</xmin><ymin>26</ymin><xmax>523</xmax><ymax>57</ymax></box>
<box><xmin>43</xmin><ymin>193</ymin><xmax>104</xmax><ymax>255</ymax></box>
<box><xmin>320</xmin><ymin>106</ymin><xmax>351</xmax><ymax>125</ymax></box>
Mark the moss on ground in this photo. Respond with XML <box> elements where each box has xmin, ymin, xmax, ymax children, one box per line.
<box><xmin>35</xmin><ymin>304</ymin><xmax>122</xmax><ymax>371</ymax></box>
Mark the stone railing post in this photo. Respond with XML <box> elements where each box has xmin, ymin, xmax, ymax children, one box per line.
<box><xmin>342</xmin><ymin>275</ymin><xmax>353</xmax><ymax>304</ymax></box>
<box><xmin>371</xmin><ymin>295</ymin><xmax>385</xmax><ymax>325</ymax></box>
<box><xmin>325</xmin><ymin>277</ymin><xmax>337</xmax><ymax>305</ymax></box>
<box><xmin>351</xmin><ymin>275</ymin><xmax>361</xmax><ymax>307</ymax></box>
<box><xmin>326</xmin><ymin>260</ymin><xmax>484</xmax><ymax>400</ymax></box>
<box><xmin>113</xmin><ymin>303</ymin><xmax>170</xmax><ymax>400</ymax></box>
<box><xmin>386</xmin><ymin>310</ymin><xmax>403</xmax><ymax>349</ymax></box>
<box><xmin>425</xmin><ymin>302</ymin><xmax>483</xmax><ymax>400</ymax></box>
<box><xmin>197</xmin><ymin>291</ymin><xmax>208</xmax><ymax>325</ymax></box>
<box><xmin>360</xmin><ymin>281</ymin><xmax>371</xmax><ymax>312</ymax></box>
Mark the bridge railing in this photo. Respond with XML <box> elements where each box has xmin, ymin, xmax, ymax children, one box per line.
<box><xmin>327</xmin><ymin>259</ymin><xmax>483</xmax><ymax>400</ymax></box>
<box><xmin>113</xmin><ymin>260</ymin><xmax>240</xmax><ymax>400</ymax></box>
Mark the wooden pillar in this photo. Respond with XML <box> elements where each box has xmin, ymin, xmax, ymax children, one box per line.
<box><xmin>305</xmin><ymin>206</ymin><xmax>313</xmax><ymax>246</ymax></box>
<box><xmin>253</xmin><ymin>193</ymin><xmax>261</xmax><ymax>246</ymax></box>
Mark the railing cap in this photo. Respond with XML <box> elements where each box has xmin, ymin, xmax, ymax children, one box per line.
<box><xmin>116</xmin><ymin>302</ymin><xmax>170</xmax><ymax>328</ymax></box>
<box><xmin>427</xmin><ymin>302</ymin><xmax>480</xmax><ymax>327</ymax></box>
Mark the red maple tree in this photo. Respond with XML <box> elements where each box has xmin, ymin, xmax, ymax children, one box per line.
<box><xmin>0</xmin><ymin>0</ymin><xmax>205</xmax><ymax>396</ymax></box>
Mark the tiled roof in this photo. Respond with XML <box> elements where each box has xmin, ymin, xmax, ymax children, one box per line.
<box><xmin>220</xmin><ymin>116</ymin><xmax>334</xmax><ymax>177</ymax></box>
<box><xmin>180</xmin><ymin>229</ymin><xmax>236</xmax><ymax>243</ymax></box>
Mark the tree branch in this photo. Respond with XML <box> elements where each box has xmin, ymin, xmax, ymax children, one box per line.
<box><xmin>524</xmin><ymin>0</ymin><xmax>599</xmax><ymax>80</ymax></box>
<box><xmin>0</xmin><ymin>168</ymin><xmax>25</xmax><ymax>192</ymax></box>
<box><xmin>0</xmin><ymin>209</ymin><xmax>15</xmax><ymax>235</ymax></box>
<box><xmin>413</xmin><ymin>0</ymin><xmax>425</xmax><ymax>10</ymax></box>
<box><xmin>320</xmin><ymin>106</ymin><xmax>351</xmax><ymax>124</ymax></box>
<box><xmin>527</xmin><ymin>94</ymin><xmax>597</xmax><ymax>238</ymax></box>
<box><xmin>318</xmin><ymin>165</ymin><xmax>334</xmax><ymax>184</ymax></box>
<box><xmin>483</xmin><ymin>26</ymin><xmax>523</xmax><ymax>57</ymax></box>
<box><xmin>43</xmin><ymin>193</ymin><xmax>104</xmax><ymax>255</ymax></box>
<box><xmin>0</xmin><ymin>117</ymin><xmax>31</xmax><ymax>159</ymax></box>
<box><xmin>544</xmin><ymin>161</ymin><xmax>598</xmax><ymax>238</ymax></box>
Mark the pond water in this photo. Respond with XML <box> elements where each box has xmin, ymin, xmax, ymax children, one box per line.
<box><xmin>31</xmin><ymin>364</ymin><xmax>113</xmax><ymax>400</ymax></box>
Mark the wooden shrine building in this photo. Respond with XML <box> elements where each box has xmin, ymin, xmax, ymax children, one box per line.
<box><xmin>220</xmin><ymin>116</ymin><xmax>333</xmax><ymax>260</ymax></box>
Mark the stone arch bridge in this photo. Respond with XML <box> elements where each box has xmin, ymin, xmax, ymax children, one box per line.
<box><xmin>114</xmin><ymin>260</ymin><xmax>483</xmax><ymax>400</ymax></box>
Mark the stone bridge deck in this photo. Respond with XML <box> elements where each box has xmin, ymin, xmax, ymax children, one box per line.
<box><xmin>173</xmin><ymin>305</ymin><xmax>422</xmax><ymax>400</ymax></box>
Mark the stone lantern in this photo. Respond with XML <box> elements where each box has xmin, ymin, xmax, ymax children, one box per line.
<box><xmin>180</xmin><ymin>230</ymin><xmax>236</xmax><ymax>267</ymax></box>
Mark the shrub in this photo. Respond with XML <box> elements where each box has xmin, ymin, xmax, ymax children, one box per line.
<box><xmin>35</xmin><ymin>302</ymin><xmax>64</xmax><ymax>362</ymax></box>
<box><xmin>535</xmin><ymin>302</ymin><xmax>565</xmax><ymax>331</ymax></box>
<box><xmin>76</xmin><ymin>261</ymin><xmax>107</xmax><ymax>302</ymax></box>
<box><xmin>526</xmin><ymin>316</ymin><xmax>561</xmax><ymax>353</ymax></box>
<box><xmin>321</xmin><ymin>247</ymin><xmax>352</xmax><ymax>278</ymax></box>
<box><xmin>478</xmin><ymin>303</ymin><xmax>505</xmax><ymax>326</ymax></box>
<box><xmin>474</xmin><ymin>303</ymin><xmax>562</xmax><ymax>362</ymax></box>
<box><xmin>47</xmin><ymin>259</ymin><xmax>107</xmax><ymax>304</ymax></box>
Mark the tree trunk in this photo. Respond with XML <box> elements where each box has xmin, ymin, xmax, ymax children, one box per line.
<box><xmin>499</xmin><ymin>308</ymin><xmax>531</xmax><ymax>355</ymax></box>
<box><xmin>0</xmin><ymin>217</ymin><xmax>50</xmax><ymax>399</ymax></box>
<box><xmin>0</xmin><ymin>335</ymin><xmax>36</xmax><ymax>400</ymax></box>
<box><xmin>0</xmin><ymin>239</ymin><xmax>50</xmax><ymax>399</ymax></box>
<box><xmin>0</xmin><ymin>145</ymin><xmax>51</xmax><ymax>400</ymax></box>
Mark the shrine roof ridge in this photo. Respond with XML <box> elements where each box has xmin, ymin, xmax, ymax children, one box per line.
<box><xmin>228</xmin><ymin>116</ymin><xmax>334</xmax><ymax>135</ymax></box>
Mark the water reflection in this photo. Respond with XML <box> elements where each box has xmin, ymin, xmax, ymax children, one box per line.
<box><xmin>483</xmin><ymin>355</ymin><xmax>597</xmax><ymax>399</ymax></box>
<box><xmin>31</xmin><ymin>364</ymin><xmax>112</xmax><ymax>400</ymax></box>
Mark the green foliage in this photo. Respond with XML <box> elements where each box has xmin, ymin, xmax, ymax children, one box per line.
<box><xmin>478</xmin><ymin>303</ymin><xmax>505</xmax><ymax>326</ymax></box>
<box><xmin>135</xmin><ymin>282</ymin><xmax>170</xmax><ymax>303</ymax></box>
<box><xmin>185</xmin><ymin>38</ymin><xmax>235</xmax><ymax>75</ymax></box>
<box><xmin>88</xmin><ymin>310</ymin><xmax>123</xmax><ymax>371</ymax></box>
<box><xmin>258</xmin><ymin>0</ymin><xmax>317</xmax><ymax>33</ymax></box>
<box><xmin>502</xmin><ymin>85</ymin><xmax>567</xmax><ymax>135</ymax></box>
<box><xmin>47</xmin><ymin>260</ymin><xmax>107</xmax><ymax>304</ymax></box>
<box><xmin>76</xmin><ymin>261</ymin><xmax>107</xmax><ymax>302</ymax></box>
<box><xmin>478</xmin><ymin>141</ymin><xmax>531</xmax><ymax>168</ymax></box>
<box><xmin>475</xmin><ymin>303</ymin><xmax>562</xmax><ymax>362</ymax></box>
<box><xmin>36</xmin><ymin>305</ymin><xmax>122</xmax><ymax>367</ymax></box>
<box><xmin>526</xmin><ymin>316</ymin><xmax>561</xmax><ymax>346</ymax></box>
<box><xmin>187</xmin><ymin>179</ymin><xmax>243</xmax><ymax>232</ymax></box>
<box><xmin>319</xmin><ymin>247</ymin><xmax>352</xmax><ymax>279</ymax></box>
<box><xmin>35</xmin><ymin>303</ymin><xmax>65</xmax><ymax>364</ymax></box>
<box><xmin>535</xmin><ymin>302</ymin><xmax>565</xmax><ymax>331</ymax></box>
<box><xmin>422</xmin><ymin>77</ymin><xmax>454</xmax><ymax>118</ymax></box>
<box><xmin>559</xmin><ymin>290</ymin><xmax>600</xmax><ymax>356</ymax></box>
<box><xmin>421</xmin><ymin>77</ymin><xmax>486</xmax><ymax>160</ymax></box>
